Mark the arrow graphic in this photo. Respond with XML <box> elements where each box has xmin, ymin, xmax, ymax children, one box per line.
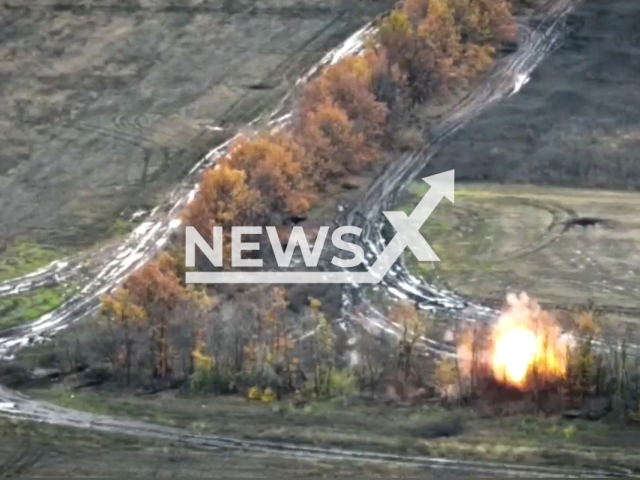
<box><xmin>185</xmin><ymin>170</ymin><xmax>455</xmax><ymax>284</ymax></box>
<box><xmin>365</xmin><ymin>170</ymin><xmax>454</xmax><ymax>283</ymax></box>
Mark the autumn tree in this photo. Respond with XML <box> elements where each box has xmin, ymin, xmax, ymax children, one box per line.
<box><xmin>355</xmin><ymin>328</ymin><xmax>396</xmax><ymax>397</ymax></box>
<box><xmin>460</xmin><ymin>43</ymin><xmax>496</xmax><ymax>79</ymax></box>
<box><xmin>389</xmin><ymin>300</ymin><xmax>429</xmax><ymax>387</ymax></box>
<box><xmin>377</xmin><ymin>10</ymin><xmax>415</xmax><ymax>71</ymax></box>
<box><xmin>306</xmin><ymin>298</ymin><xmax>335</xmax><ymax>398</ymax></box>
<box><xmin>101</xmin><ymin>288</ymin><xmax>147</xmax><ymax>385</ymax></box>
<box><xmin>184</xmin><ymin>165</ymin><xmax>262</xmax><ymax>233</ymax></box>
<box><xmin>364</xmin><ymin>49</ymin><xmax>407</xmax><ymax>112</ymax></box>
<box><xmin>124</xmin><ymin>253</ymin><xmax>187</xmax><ymax>381</ymax></box>
<box><xmin>243</xmin><ymin>287</ymin><xmax>298</xmax><ymax>394</ymax></box>
<box><xmin>296</xmin><ymin>100</ymin><xmax>378</xmax><ymax>187</ymax></box>
<box><xmin>182</xmin><ymin>166</ymin><xmax>263</xmax><ymax>269</ymax></box>
<box><xmin>174</xmin><ymin>286</ymin><xmax>217</xmax><ymax>378</ymax></box>
<box><xmin>413</xmin><ymin>0</ymin><xmax>464</xmax><ymax>100</ymax></box>
<box><xmin>568</xmin><ymin>309</ymin><xmax>602</xmax><ymax>405</ymax></box>
<box><xmin>451</xmin><ymin>0</ymin><xmax>517</xmax><ymax>45</ymax></box>
<box><xmin>301</xmin><ymin>56</ymin><xmax>388</xmax><ymax>144</ymax></box>
<box><xmin>377</xmin><ymin>0</ymin><xmax>514</xmax><ymax>104</ymax></box>
<box><xmin>222</xmin><ymin>134</ymin><xmax>311</xmax><ymax>221</ymax></box>
<box><xmin>377</xmin><ymin>2</ymin><xmax>462</xmax><ymax>103</ymax></box>
<box><xmin>402</xmin><ymin>0</ymin><xmax>430</xmax><ymax>25</ymax></box>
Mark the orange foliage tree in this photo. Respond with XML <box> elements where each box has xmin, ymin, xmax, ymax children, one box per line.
<box><xmin>296</xmin><ymin>100</ymin><xmax>378</xmax><ymax>188</ymax></box>
<box><xmin>124</xmin><ymin>253</ymin><xmax>187</xmax><ymax>380</ymax></box>
<box><xmin>222</xmin><ymin>133</ymin><xmax>311</xmax><ymax>221</ymax></box>
<box><xmin>378</xmin><ymin>0</ymin><xmax>516</xmax><ymax>103</ymax></box>
<box><xmin>183</xmin><ymin>165</ymin><xmax>263</xmax><ymax>238</ymax></box>
<box><xmin>451</xmin><ymin>0</ymin><xmax>517</xmax><ymax>45</ymax></box>
<box><xmin>301</xmin><ymin>56</ymin><xmax>388</xmax><ymax>144</ymax></box>
<box><xmin>413</xmin><ymin>0</ymin><xmax>464</xmax><ymax>99</ymax></box>
<box><xmin>402</xmin><ymin>0</ymin><xmax>430</xmax><ymax>25</ymax></box>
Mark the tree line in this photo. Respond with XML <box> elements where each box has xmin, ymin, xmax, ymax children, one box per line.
<box><xmin>184</xmin><ymin>0</ymin><xmax>519</xmax><ymax>243</ymax></box>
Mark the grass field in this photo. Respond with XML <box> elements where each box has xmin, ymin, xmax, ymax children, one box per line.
<box><xmin>397</xmin><ymin>182</ymin><xmax>640</xmax><ymax>323</ymax></box>
<box><xmin>0</xmin><ymin>287</ymin><xmax>76</xmax><ymax>331</ymax></box>
<box><xmin>22</xmin><ymin>388</ymin><xmax>640</xmax><ymax>473</ymax></box>
<box><xmin>0</xmin><ymin>416</ymin><xmax>430</xmax><ymax>478</ymax></box>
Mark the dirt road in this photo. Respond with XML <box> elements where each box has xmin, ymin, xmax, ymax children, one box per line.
<box><xmin>0</xmin><ymin>385</ymin><xmax>629</xmax><ymax>478</ymax></box>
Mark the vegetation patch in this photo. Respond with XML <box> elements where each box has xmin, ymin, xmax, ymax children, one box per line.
<box><xmin>395</xmin><ymin>182</ymin><xmax>640</xmax><ymax>315</ymax></box>
<box><xmin>0</xmin><ymin>286</ymin><xmax>76</xmax><ymax>330</ymax></box>
<box><xmin>23</xmin><ymin>388</ymin><xmax>640</xmax><ymax>472</ymax></box>
<box><xmin>0</xmin><ymin>241</ymin><xmax>60</xmax><ymax>283</ymax></box>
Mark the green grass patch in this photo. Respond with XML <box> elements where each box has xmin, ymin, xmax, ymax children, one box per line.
<box><xmin>0</xmin><ymin>241</ymin><xmax>61</xmax><ymax>283</ymax></box>
<box><xmin>111</xmin><ymin>219</ymin><xmax>133</xmax><ymax>236</ymax></box>
<box><xmin>0</xmin><ymin>286</ymin><xmax>76</xmax><ymax>330</ymax></box>
<box><xmin>397</xmin><ymin>184</ymin><xmax>506</xmax><ymax>283</ymax></box>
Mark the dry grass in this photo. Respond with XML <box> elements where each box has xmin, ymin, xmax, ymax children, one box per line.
<box><xmin>396</xmin><ymin>182</ymin><xmax>640</xmax><ymax>326</ymax></box>
<box><xmin>25</xmin><ymin>388</ymin><xmax>640</xmax><ymax>473</ymax></box>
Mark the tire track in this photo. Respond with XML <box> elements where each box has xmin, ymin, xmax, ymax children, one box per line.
<box><xmin>341</xmin><ymin>0</ymin><xmax>575</xmax><ymax>320</ymax></box>
<box><xmin>0</xmin><ymin>386</ymin><xmax>630</xmax><ymax>478</ymax></box>
<box><xmin>0</xmin><ymin>1</ymin><xmax>380</xmax><ymax>19</ymax></box>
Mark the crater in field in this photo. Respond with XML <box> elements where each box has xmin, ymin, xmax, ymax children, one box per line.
<box><xmin>563</xmin><ymin>216</ymin><xmax>613</xmax><ymax>230</ymax></box>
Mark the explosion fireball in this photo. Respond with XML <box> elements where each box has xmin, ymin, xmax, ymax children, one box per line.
<box><xmin>459</xmin><ymin>293</ymin><xmax>568</xmax><ymax>390</ymax></box>
<box><xmin>491</xmin><ymin>293</ymin><xmax>568</xmax><ymax>388</ymax></box>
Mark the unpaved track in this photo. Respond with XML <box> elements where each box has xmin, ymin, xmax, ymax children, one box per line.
<box><xmin>0</xmin><ymin>385</ymin><xmax>630</xmax><ymax>478</ymax></box>
<box><xmin>341</xmin><ymin>0</ymin><xmax>576</xmax><ymax>331</ymax></box>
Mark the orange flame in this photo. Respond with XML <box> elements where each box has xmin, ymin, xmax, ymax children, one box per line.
<box><xmin>457</xmin><ymin>293</ymin><xmax>567</xmax><ymax>390</ymax></box>
<box><xmin>491</xmin><ymin>293</ymin><xmax>567</xmax><ymax>388</ymax></box>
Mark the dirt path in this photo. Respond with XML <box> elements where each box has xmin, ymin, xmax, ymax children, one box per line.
<box><xmin>0</xmin><ymin>385</ymin><xmax>630</xmax><ymax>478</ymax></box>
<box><xmin>341</xmin><ymin>0</ymin><xmax>576</xmax><ymax>329</ymax></box>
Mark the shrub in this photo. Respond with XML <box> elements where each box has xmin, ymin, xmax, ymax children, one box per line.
<box><xmin>189</xmin><ymin>363</ymin><xmax>235</xmax><ymax>394</ymax></box>
<box><xmin>328</xmin><ymin>370</ymin><xmax>358</xmax><ymax>397</ymax></box>
<box><xmin>248</xmin><ymin>386</ymin><xmax>262</xmax><ymax>400</ymax></box>
<box><xmin>563</xmin><ymin>424</ymin><xmax>577</xmax><ymax>440</ymax></box>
